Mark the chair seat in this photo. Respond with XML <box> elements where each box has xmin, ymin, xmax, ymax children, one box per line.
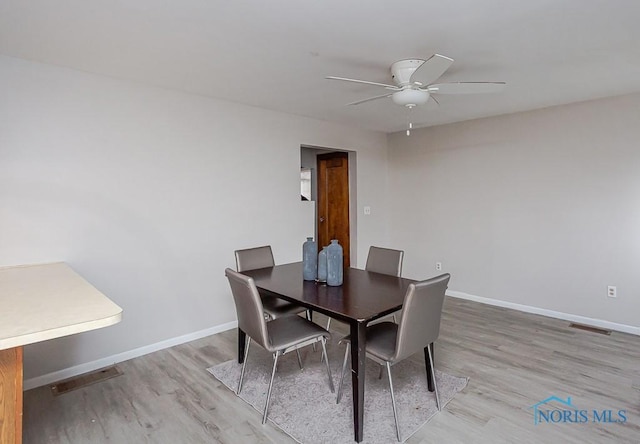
<box><xmin>340</xmin><ymin>321</ymin><xmax>397</xmax><ymax>362</ymax></box>
<box><xmin>267</xmin><ymin>315</ymin><xmax>331</xmax><ymax>352</ymax></box>
<box><xmin>261</xmin><ymin>295</ymin><xmax>307</xmax><ymax>319</ymax></box>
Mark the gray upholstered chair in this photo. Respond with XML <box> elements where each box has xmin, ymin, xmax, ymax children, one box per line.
<box><xmin>365</xmin><ymin>246</ymin><xmax>404</xmax><ymax>276</ymax></box>
<box><xmin>336</xmin><ymin>273</ymin><xmax>450</xmax><ymax>441</ymax></box>
<box><xmin>326</xmin><ymin>245</ymin><xmax>404</xmax><ymax>330</ymax></box>
<box><xmin>235</xmin><ymin>246</ymin><xmax>309</xmax><ymax>320</ymax></box>
<box><xmin>225</xmin><ymin>268</ymin><xmax>334</xmax><ymax>424</ymax></box>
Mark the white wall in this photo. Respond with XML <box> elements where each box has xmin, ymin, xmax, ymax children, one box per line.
<box><xmin>388</xmin><ymin>93</ymin><xmax>640</xmax><ymax>329</ymax></box>
<box><xmin>0</xmin><ymin>55</ymin><xmax>390</xmax><ymax>384</ymax></box>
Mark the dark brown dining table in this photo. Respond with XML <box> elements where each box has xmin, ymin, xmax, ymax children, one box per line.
<box><xmin>240</xmin><ymin>262</ymin><xmax>435</xmax><ymax>442</ymax></box>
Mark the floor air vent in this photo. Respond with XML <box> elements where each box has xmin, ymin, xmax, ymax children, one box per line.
<box><xmin>569</xmin><ymin>323</ymin><xmax>611</xmax><ymax>335</ymax></box>
<box><xmin>51</xmin><ymin>365</ymin><xmax>123</xmax><ymax>396</ymax></box>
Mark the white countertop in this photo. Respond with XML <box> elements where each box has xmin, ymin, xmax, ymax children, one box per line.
<box><xmin>0</xmin><ymin>262</ymin><xmax>122</xmax><ymax>350</ymax></box>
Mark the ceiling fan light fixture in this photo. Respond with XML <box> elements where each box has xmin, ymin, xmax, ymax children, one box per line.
<box><xmin>392</xmin><ymin>89</ymin><xmax>430</xmax><ymax>107</ymax></box>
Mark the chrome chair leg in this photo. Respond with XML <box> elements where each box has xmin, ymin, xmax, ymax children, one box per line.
<box><xmin>296</xmin><ymin>348</ymin><xmax>304</xmax><ymax>370</ymax></box>
<box><xmin>320</xmin><ymin>317</ymin><xmax>331</xmax><ymax>363</ymax></box>
<box><xmin>321</xmin><ymin>319</ymin><xmax>331</xmax><ymax>362</ymax></box>
<box><xmin>237</xmin><ymin>337</ymin><xmax>251</xmax><ymax>394</ymax></box>
<box><xmin>320</xmin><ymin>338</ymin><xmax>335</xmax><ymax>393</ymax></box>
<box><xmin>336</xmin><ymin>342</ymin><xmax>350</xmax><ymax>403</ymax></box>
<box><xmin>427</xmin><ymin>345</ymin><xmax>441</xmax><ymax>411</ymax></box>
<box><xmin>306</xmin><ymin>310</ymin><xmax>317</xmax><ymax>352</ymax></box>
<box><xmin>263</xmin><ymin>351</ymin><xmax>280</xmax><ymax>424</ymax></box>
<box><xmin>386</xmin><ymin>362</ymin><xmax>401</xmax><ymax>442</ymax></box>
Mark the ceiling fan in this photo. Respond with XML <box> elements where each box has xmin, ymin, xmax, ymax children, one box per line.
<box><xmin>327</xmin><ymin>54</ymin><xmax>506</xmax><ymax>133</ymax></box>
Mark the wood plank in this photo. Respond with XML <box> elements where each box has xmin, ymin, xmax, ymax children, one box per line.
<box><xmin>0</xmin><ymin>346</ymin><xmax>23</xmax><ymax>444</ymax></box>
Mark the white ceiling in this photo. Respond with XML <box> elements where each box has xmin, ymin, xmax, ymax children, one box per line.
<box><xmin>2</xmin><ymin>0</ymin><xmax>640</xmax><ymax>133</ymax></box>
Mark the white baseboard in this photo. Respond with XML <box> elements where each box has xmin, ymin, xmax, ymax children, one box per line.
<box><xmin>446</xmin><ymin>290</ymin><xmax>640</xmax><ymax>336</ymax></box>
<box><xmin>24</xmin><ymin>320</ymin><xmax>238</xmax><ymax>390</ymax></box>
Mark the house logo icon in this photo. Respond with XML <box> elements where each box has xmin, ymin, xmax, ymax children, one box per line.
<box><xmin>529</xmin><ymin>396</ymin><xmax>574</xmax><ymax>425</ymax></box>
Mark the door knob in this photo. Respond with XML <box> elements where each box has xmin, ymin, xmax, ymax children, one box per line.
<box><xmin>319</xmin><ymin>217</ymin><xmax>325</xmax><ymax>222</ymax></box>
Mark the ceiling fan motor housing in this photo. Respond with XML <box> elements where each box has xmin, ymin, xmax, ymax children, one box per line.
<box><xmin>391</xmin><ymin>59</ymin><xmax>425</xmax><ymax>86</ymax></box>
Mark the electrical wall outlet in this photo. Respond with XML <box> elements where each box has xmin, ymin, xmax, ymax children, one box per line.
<box><xmin>363</xmin><ymin>206</ymin><xmax>371</xmax><ymax>215</ymax></box>
<box><xmin>607</xmin><ymin>286</ymin><xmax>617</xmax><ymax>298</ymax></box>
<box><xmin>435</xmin><ymin>262</ymin><xmax>442</xmax><ymax>271</ymax></box>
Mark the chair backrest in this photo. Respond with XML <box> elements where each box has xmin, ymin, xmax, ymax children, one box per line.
<box><xmin>235</xmin><ymin>245</ymin><xmax>275</xmax><ymax>272</ymax></box>
<box><xmin>365</xmin><ymin>246</ymin><xmax>404</xmax><ymax>277</ymax></box>
<box><xmin>225</xmin><ymin>268</ymin><xmax>270</xmax><ymax>349</ymax></box>
<box><xmin>393</xmin><ymin>273</ymin><xmax>450</xmax><ymax>362</ymax></box>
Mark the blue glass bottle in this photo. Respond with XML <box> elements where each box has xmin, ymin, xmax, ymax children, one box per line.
<box><xmin>326</xmin><ymin>239</ymin><xmax>343</xmax><ymax>286</ymax></box>
<box><xmin>302</xmin><ymin>237</ymin><xmax>317</xmax><ymax>281</ymax></box>
<box><xmin>317</xmin><ymin>247</ymin><xmax>328</xmax><ymax>283</ymax></box>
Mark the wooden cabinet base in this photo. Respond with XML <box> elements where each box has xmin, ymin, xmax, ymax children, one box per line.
<box><xmin>0</xmin><ymin>346</ymin><xmax>23</xmax><ymax>444</ymax></box>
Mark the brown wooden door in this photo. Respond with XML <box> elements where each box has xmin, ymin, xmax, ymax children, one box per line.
<box><xmin>317</xmin><ymin>152</ymin><xmax>350</xmax><ymax>267</ymax></box>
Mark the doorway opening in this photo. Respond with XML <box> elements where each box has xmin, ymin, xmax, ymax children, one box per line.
<box><xmin>300</xmin><ymin>146</ymin><xmax>357</xmax><ymax>267</ymax></box>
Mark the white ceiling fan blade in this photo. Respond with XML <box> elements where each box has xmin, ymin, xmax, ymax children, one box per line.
<box><xmin>409</xmin><ymin>54</ymin><xmax>454</xmax><ymax>86</ymax></box>
<box><xmin>346</xmin><ymin>93</ymin><xmax>393</xmax><ymax>106</ymax></box>
<box><xmin>427</xmin><ymin>82</ymin><xmax>506</xmax><ymax>94</ymax></box>
<box><xmin>326</xmin><ymin>76</ymin><xmax>399</xmax><ymax>90</ymax></box>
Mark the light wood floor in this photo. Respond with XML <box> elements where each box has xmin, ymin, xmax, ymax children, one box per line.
<box><xmin>23</xmin><ymin>298</ymin><xmax>640</xmax><ymax>443</ymax></box>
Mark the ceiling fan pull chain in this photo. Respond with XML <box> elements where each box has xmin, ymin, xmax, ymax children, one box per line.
<box><xmin>406</xmin><ymin>108</ymin><xmax>413</xmax><ymax>136</ymax></box>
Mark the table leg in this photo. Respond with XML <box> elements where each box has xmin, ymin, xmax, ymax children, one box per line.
<box><xmin>350</xmin><ymin>321</ymin><xmax>366</xmax><ymax>442</ymax></box>
<box><xmin>238</xmin><ymin>328</ymin><xmax>246</xmax><ymax>364</ymax></box>
<box><xmin>424</xmin><ymin>342</ymin><xmax>434</xmax><ymax>392</ymax></box>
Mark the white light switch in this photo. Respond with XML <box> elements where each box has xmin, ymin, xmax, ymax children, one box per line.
<box><xmin>364</xmin><ymin>206</ymin><xmax>371</xmax><ymax>215</ymax></box>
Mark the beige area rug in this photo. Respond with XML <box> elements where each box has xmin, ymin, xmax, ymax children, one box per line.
<box><xmin>207</xmin><ymin>339</ymin><xmax>468</xmax><ymax>443</ymax></box>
